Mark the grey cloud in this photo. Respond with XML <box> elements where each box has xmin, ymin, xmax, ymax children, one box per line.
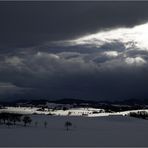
<box><xmin>1</xmin><ymin>1</ymin><xmax>148</xmax><ymax>49</ymax></box>
<box><xmin>0</xmin><ymin>45</ymin><xmax>148</xmax><ymax>100</ymax></box>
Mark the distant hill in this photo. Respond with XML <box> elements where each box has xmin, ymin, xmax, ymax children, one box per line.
<box><xmin>0</xmin><ymin>98</ymin><xmax>148</xmax><ymax>107</ymax></box>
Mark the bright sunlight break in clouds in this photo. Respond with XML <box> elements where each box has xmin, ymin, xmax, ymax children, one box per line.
<box><xmin>66</xmin><ymin>22</ymin><xmax>148</xmax><ymax>51</ymax></box>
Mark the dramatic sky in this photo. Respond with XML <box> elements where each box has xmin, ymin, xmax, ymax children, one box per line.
<box><xmin>0</xmin><ymin>1</ymin><xmax>148</xmax><ymax>101</ymax></box>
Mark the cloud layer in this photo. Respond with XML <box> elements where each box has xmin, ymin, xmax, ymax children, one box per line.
<box><xmin>1</xmin><ymin>2</ymin><xmax>148</xmax><ymax>101</ymax></box>
<box><xmin>1</xmin><ymin>22</ymin><xmax>148</xmax><ymax>101</ymax></box>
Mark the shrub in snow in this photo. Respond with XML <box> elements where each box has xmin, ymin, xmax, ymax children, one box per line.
<box><xmin>0</xmin><ymin>113</ymin><xmax>10</xmax><ymax>124</ymax></box>
<box><xmin>65</xmin><ymin>121</ymin><xmax>72</xmax><ymax>131</ymax></box>
<box><xmin>44</xmin><ymin>121</ymin><xmax>47</xmax><ymax>128</ymax></box>
<box><xmin>22</xmin><ymin>116</ymin><xmax>32</xmax><ymax>126</ymax></box>
<box><xmin>68</xmin><ymin>112</ymin><xmax>71</xmax><ymax>116</ymax></box>
<box><xmin>48</xmin><ymin>113</ymin><xmax>53</xmax><ymax>116</ymax></box>
<box><xmin>35</xmin><ymin>121</ymin><xmax>38</xmax><ymax>127</ymax></box>
<box><xmin>0</xmin><ymin>113</ymin><xmax>22</xmax><ymax>125</ymax></box>
<box><xmin>129</xmin><ymin>111</ymin><xmax>148</xmax><ymax>119</ymax></box>
<box><xmin>9</xmin><ymin>114</ymin><xmax>22</xmax><ymax>125</ymax></box>
<box><xmin>92</xmin><ymin>111</ymin><xmax>99</xmax><ymax>114</ymax></box>
<box><xmin>6</xmin><ymin>120</ymin><xmax>13</xmax><ymax>127</ymax></box>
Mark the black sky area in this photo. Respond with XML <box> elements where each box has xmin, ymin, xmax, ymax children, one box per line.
<box><xmin>0</xmin><ymin>1</ymin><xmax>148</xmax><ymax>47</ymax></box>
<box><xmin>0</xmin><ymin>1</ymin><xmax>148</xmax><ymax>101</ymax></box>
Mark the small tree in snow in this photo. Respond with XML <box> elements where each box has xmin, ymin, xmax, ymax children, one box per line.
<box><xmin>44</xmin><ymin>121</ymin><xmax>47</xmax><ymax>128</ymax></box>
<box><xmin>65</xmin><ymin>121</ymin><xmax>72</xmax><ymax>131</ymax></box>
<box><xmin>35</xmin><ymin>121</ymin><xmax>38</xmax><ymax>127</ymax></box>
<box><xmin>6</xmin><ymin>120</ymin><xmax>13</xmax><ymax>128</ymax></box>
<box><xmin>10</xmin><ymin>114</ymin><xmax>22</xmax><ymax>125</ymax></box>
<box><xmin>0</xmin><ymin>113</ymin><xmax>9</xmax><ymax>124</ymax></box>
<box><xmin>22</xmin><ymin>116</ymin><xmax>32</xmax><ymax>126</ymax></box>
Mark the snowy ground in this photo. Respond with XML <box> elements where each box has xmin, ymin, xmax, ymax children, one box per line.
<box><xmin>1</xmin><ymin>106</ymin><xmax>148</xmax><ymax>117</ymax></box>
<box><xmin>0</xmin><ymin>106</ymin><xmax>105</xmax><ymax>116</ymax></box>
<box><xmin>0</xmin><ymin>115</ymin><xmax>148</xmax><ymax>147</ymax></box>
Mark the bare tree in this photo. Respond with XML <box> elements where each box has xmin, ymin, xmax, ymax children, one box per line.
<box><xmin>22</xmin><ymin>116</ymin><xmax>32</xmax><ymax>126</ymax></box>
<box><xmin>10</xmin><ymin>114</ymin><xmax>22</xmax><ymax>125</ymax></box>
<box><xmin>44</xmin><ymin>121</ymin><xmax>47</xmax><ymax>128</ymax></box>
<box><xmin>65</xmin><ymin>121</ymin><xmax>72</xmax><ymax>131</ymax></box>
<box><xmin>0</xmin><ymin>113</ymin><xmax>9</xmax><ymax>124</ymax></box>
<box><xmin>6</xmin><ymin>120</ymin><xmax>13</xmax><ymax>128</ymax></box>
<box><xmin>35</xmin><ymin>121</ymin><xmax>38</xmax><ymax>127</ymax></box>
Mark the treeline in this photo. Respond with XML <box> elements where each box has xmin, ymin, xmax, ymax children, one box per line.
<box><xmin>0</xmin><ymin>113</ymin><xmax>73</xmax><ymax>131</ymax></box>
<box><xmin>0</xmin><ymin>113</ymin><xmax>32</xmax><ymax>127</ymax></box>
<box><xmin>129</xmin><ymin>111</ymin><xmax>148</xmax><ymax>119</ymax></box>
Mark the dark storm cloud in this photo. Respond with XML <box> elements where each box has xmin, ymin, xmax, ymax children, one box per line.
<box><xmin>0</xmin><ymin>47</ymin><xmax>148</xmax><ymax>101</ymax></box>
<box><xmin>0</xmin><ymin>1</ymin><xmax>148</xmax><ymax>48</ymax></box>
<box><xmin>0</xmin><ymin>1</ymin><xmax>148</xmax><ymax>101</ymax></box>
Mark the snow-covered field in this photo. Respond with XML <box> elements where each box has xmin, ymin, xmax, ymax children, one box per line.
<box><xmin>1</xmin><ymin>106</ymin><xmax>148</xmax><ymax>117</ymax></box>
<box><xmin>0</xmin><ymin>106</ymin><xmax>105</xmax><ymax>116</ymax></box>
<box><xmin>0</xmin><ymin>107</ymin><xmax>148</xmax><ymax>146</ymax></box>
<box><xmin>0</xmin><ymin>115</ymin><xmax>148</xmax><ymax>146</ymax></box>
